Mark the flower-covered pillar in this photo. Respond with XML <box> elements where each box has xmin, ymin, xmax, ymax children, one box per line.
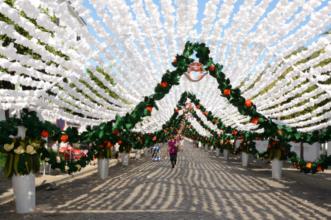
<box><xmin>12</xmin><ymin>124</ymin><xmax>35</xmax><ymax>213</ymax></box>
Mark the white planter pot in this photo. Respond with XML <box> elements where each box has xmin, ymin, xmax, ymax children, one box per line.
<box><xmin>122</xmin><ymin>153</ymin><xmax>129</xmax><ymax>166</ymax></box>
<box><xmin>136</xmin><ymin>151</ymin><xmax>141</xmax><ymax>159</ymax></box>
<box><xmin>17</xmin><ymin>126</ymin><xmax>27</xmax><ymax>139</ymax></box>
<box><xmin>98</xmin><ymin>158</ymin><xmax>109</xmax><ymax>179</ymax></box>
<box><xmin>12</xmin><ymin>173</ymin><xmax>35</xmax><ymax>213</ymax></box>
<box><xmin>223</xmin><ymin>149</ymin><xmax>229</xmax><ymax>160</ymax></box>
<box><xmin>0</xmin><ymin>109</ymin><xmax>5</xmax><ymax>121</ymax></box>
<box><xmin>272</xmin><ymin>159</ymin><xmax>283</xmax><ymax>179</ymax></box>
<box><xmin>242</xmin><ymin>152</ymin><xmax>249</xmax><ymax>167</ymax></box>
<box><xmin>216</xmin><ymin>148</ymin><xmax>221</xmax><ymax>157</ymax></box>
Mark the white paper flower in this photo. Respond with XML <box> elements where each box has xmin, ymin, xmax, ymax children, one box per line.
<box><xmin>75</xmin><ymin>164</ymin><xmax>81</xmax><ymax>170</ymax></box>
<box><xmin>26</xmin><ymin>145</ymin><xmax>37</xmax><ymax>155</ymax></box>
<box><xmin>4</xmin><ymin>143</ymin><xmax>14</xmax><ymax>152</ymax></box>
<box><xmin>31</xmin><ymin>142</ymin><xmax>40</xmax><ymax>148</ymax></box>
<box><xmin>14</xmin><ymin>146</ymin><xmax>25</xmax><ymax>154</ymax></box>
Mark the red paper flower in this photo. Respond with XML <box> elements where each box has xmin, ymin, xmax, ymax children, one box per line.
<box><xmin>160</xmin><ymin>81</ymin><xmax>168</xmax><ymax>88</ymax></box>
<box><xmin>117</xmin><ymin>140</ymin><xmax>123</xmax><ymax>145</ymax></box>
<box><xmin>60</xmin><ymin>134</ymin><xmax>69</xmax><ymax>143</ymax></box>
<box><xmin>112</xmin><ymin>129</ymin><xmax>119</xmax><ymax>136</ymax></box>
<box><xmin>277</xmin><ymin>129</ymin><xmax>283</xmax><ymax>136</ymax></box>
<box><xmin>208</xmin><ymin>64</ymin><xmax>215</xmax><ymax>72</ymax></box>
<box><xmin>250</xmin><ymin>117</ymin><xmax>259</xmax><ymax>125</ymax></box>
<box><xmin>146</xmin><ymin>105</ymin><xmax>153</xmax><ymax>113</ymax></box>
<box><xmin>245</xmin><ymin>99</ymin><xmax>253</xmax><ymax>108</ymax></box>
<box><xmin>41</xmin><ymin>130</ymin><xmax>49</xmax><ymax>138</ymax></box>
<box><xmin>152</xmin><ymin>136</ymin><xmax>157</xmax><ymax>141</ymax></box>
<box><xmin>223</xmin><ymin>89</ymin><xmax>231</xmax><ymax>96</ymax></box>
<box><xmin>232</xmin><ymin>130</ymin><xmax>238</xmax><ymax>136</ymax></box>
<box><xmin>103</xmin><ymin>140</ymin><xmax>113</xmax><ymax>148</ymax></box>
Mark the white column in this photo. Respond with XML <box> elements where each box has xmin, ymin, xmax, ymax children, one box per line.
<box><xmin>98</xmin><ymin>158</ymin><xmax>109</xmax><ymax>179</ymax></box>
<box><xmin>12</xmin><ymin>173</ymin><xmax>36</xmax><ymax>213</ymax></box>
<box><xmin>235</xmin><ymin>139</ymin><xmax>241</xmax><ymax>150</ymax></box>
<box><xmin>272</xmin><ymin>159</ymin><xmax>283</xmax><ymax>179</ymax></box>
<box><xmin>136</xmin><ymin>150</ymin><xmax>141</xmax><ymax>159</ymax></box>
<box><xmin>216</xmin><ymin>148</ymin><xmax>220</xmax><ymax>157</ymax></box>
<box><xmin>223</xmin><ymin>149</ymin><xmax>229</xmax><ymax>160</ymax></box>
<box><xmin>0</xmin><ymin>109</ymin><xmax>5</xmax><ymax>121</ymax></box>
<box><xmin>122</xmin><ymin>153</ymin><xmax>129</xmax><ymax>166</ymax></box>
<box><xmin>242</xmin><ymin>152</ymin><xmax>249</xmax><ymax>167</ymax></box>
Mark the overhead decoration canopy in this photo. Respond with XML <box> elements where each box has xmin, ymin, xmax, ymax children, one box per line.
<box><xmin>0</xmin><ymin>0</ymin><xmax>330</xmax><ymax>136</ymax></box>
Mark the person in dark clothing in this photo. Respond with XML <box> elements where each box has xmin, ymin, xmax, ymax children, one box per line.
<box><xmin>168</xmin><ymin>138</ymin><xmax>178</xmax><ymax>168</ymax></box>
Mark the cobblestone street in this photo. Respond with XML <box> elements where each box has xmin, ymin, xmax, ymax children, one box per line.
<box><xmin>1</xmin><ymin>141</ymin><xmax>331</xmax><ymax>220</ymax></box>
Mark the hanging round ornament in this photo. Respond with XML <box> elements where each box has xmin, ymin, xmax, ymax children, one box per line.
<box><xmin>185</xmin><ymin>62</ymin><xmax>207</xmax><ymax>82</ymax></box>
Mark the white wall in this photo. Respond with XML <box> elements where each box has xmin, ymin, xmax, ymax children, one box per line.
<box><xmin>254</xmin><ymin>140</ymin><xmax>268</xmax><ymax>153</ymax></box>
<box><xmin>290</xmin><ymin>142</ymin><xmax>301</xmax><ymax>158</ymax></box>
<box><xmin>290</xmin><ymin>142</ymin><xmax>321</xmax><ymax>161</ymax></box>
<box><xmin>235</xmin><ymin>139</ymin><xmax>241</xmax><ymax>149</ymax></box>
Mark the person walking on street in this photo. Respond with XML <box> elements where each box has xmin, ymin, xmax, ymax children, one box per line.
<box><xmin>168</xmin><ymin>137</ymin><xmax>178</xmax><ymax>168</ymax></box>
<box><xmin>152</xmin><ymin>144</ymin><xmax>161</xmax><ymax>161</ymax></box>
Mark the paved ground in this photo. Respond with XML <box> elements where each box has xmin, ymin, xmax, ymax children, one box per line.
<box><xmin>1</xmin><ymin>141</ymin><xmax>331</xmax><ymax>220</ymax></box>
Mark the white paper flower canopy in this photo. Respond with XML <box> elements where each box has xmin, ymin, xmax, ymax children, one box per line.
<box><xmin>0</xmin><ymin>0</ymin><xmax>330</xmax><ymax>136</ymax></box>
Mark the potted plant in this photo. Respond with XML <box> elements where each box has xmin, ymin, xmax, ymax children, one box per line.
<box><xmin>119</xmin><ymin>140</ymin><xmax>131</xmax><ymax>166</ymax></box>
<box><xmin>216</xmin><ymin>145</ymin><xmax>221</xmax><ymax>157</ymax></box>
<box><xmin>0</xmin><ymin>109</ymin><xmax>64</xmax><ymax>213</ymax></box>
<box><xmin>221</xmin><ymin>138</ymin><xmax>233</xmax><ymax>161</ymax></box>
<box><xmin>265</xmin><ymin>138</ymin><xmax>290</xmax><ymax>179</ymax></box>
<box><xmin>238</xmin><ymin>139</ymin><xmax>256</xmax><ymax>167</ymax></box>
<box><xmin>1</xmin><ymin>133</ymin><xmax>43</xmax><ymax>213</ymax></box>
<box><xmin>96</xmin><ymin>140</ymin><xmax>113</xmax><ymax>179</ymax></box>
<box><xmin>215</xmin><ymin>140</ymin><xmax>221</xmax><ymax>157</ymax></box>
